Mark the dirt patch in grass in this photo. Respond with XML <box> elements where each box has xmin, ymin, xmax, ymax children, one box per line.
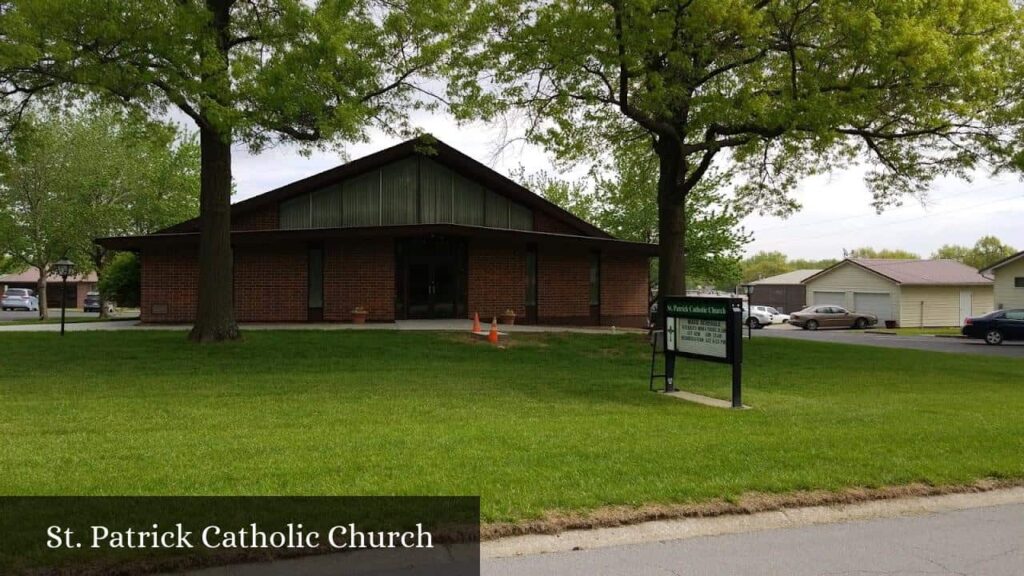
<box><xmin>480</xmin><ymin>477</ymin><xmax>1024</xmax><ymax>540</ymax></box>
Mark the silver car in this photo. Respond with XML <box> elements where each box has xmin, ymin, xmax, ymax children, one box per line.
<box><xmin>2</xmin><ymin>288</ymin><xmax>40</xmax><ymax>311</ymax></box>
<box><xmin>743</xmin><ymin>304</ymin><xmax>776</xmax><ymax>329</ymax></box>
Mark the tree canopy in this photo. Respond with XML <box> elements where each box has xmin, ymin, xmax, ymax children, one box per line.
<box><xmin>0</xmin><ymin>111</ymin><xmax>198</xmax><ymax>318</ymax></box>
<box><xmin>1</xmin><ymin>0</ymin><xmax>476</xmax><ymax>340</ymax></box>
<box><xmin>519</xmin><ymin>141</ymin><xmax>749</xmax><ymax>288</ymax></box>
<box><xmin>844</xmin><ymin>247</ymin><xmax>920</xmax><ymax>260</ymax></box>
<box><xmin>454</xmin><ymin>0</ymin><xmax>1024</xmax><ymax>300</ymax></box>
<box><xmin>740</xmin><ymin>251</ymin><xmax>838</xmax><ymax>284</ymax></box>
<box><xmin>933</xmin><ymin>236</ymin><xmax>1017</xmax><ymax>270</ymax></box>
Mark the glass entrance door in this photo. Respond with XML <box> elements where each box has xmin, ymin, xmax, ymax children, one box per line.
<box><xmin>400</xmin><ymin>238</ymin><xmax>466</xmax><ymax>319</ymax></box>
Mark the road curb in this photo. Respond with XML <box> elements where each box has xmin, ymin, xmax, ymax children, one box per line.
<box><xmin>482</xmin><ymin>483</ymin><xmax>1024</xmax><ymax>559</ymax></box>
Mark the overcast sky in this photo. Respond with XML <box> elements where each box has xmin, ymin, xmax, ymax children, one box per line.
<box><xmin>229</xmin><ymin>110</ymin><xmax>1024</xmax><ymax>261</ymax></box>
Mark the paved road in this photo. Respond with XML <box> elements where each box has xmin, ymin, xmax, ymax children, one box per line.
<box><xmin>483</xmin><ymin>503</ymin><xmax>1024</xmax><ymax>576</ymax></box>
<box><xmin>757</xmin><ymin>324</ymin><xmax>1023</xmax><ymax>357</ymax></box>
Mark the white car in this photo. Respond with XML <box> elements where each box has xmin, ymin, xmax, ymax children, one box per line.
<box><xmin>1</xmin><ymin>288</ymin><xmax>40</xmax><ymax>311</ymax></box>
<box><xmin>744</xmin><ymin>304</ymin><xmax>777</xmax><ymax>329</ymax></box>
<box><xmin>766</xmin><ymin>307</ymin><xmax>790</xmax><ymax>324</ymax></box>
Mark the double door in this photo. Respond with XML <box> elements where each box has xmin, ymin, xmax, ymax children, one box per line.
<box><xmin>399</xmin><ymin>238</ymin><xmax>467</xmax><ymax>319</ymax></box>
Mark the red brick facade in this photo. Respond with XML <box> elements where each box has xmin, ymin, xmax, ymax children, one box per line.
<box><xmin>139</xmin><ymin>239</ymin><xmax>649</xmax><ymax>327</ymax></box>
<box><xmin>467</xmin><ymin>242</ymin><xmax>527</xmax><ymax>321</ymax></box>
<box><xmin>324</xmin><ymin>240</ymin><xmax>395</xmax><ymax>322</ymax></box>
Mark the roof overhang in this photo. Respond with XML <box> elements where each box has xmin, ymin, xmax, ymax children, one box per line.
<box><xmin>96</xmin><ymin>223</ymin><xmax>658</xmax><ymax>256</ymax></box>
<box><xmin>981</xmin><ymin>250</ymin><xmax>1024</xmax><ymax>274</ymax></box>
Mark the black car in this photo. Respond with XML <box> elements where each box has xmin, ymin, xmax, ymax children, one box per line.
<box><xmin>961</xmin><ymin>309</ymin><xmax>1024</xmax><ymax>345</ymax></box>
<box><xmin>83</xmin><ymin>291</ymin><xmax>102</xmax><ymax>313</ymax></box>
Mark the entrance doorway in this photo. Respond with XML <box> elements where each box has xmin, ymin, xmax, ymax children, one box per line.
<box><xmin>397</xmin><ymin>237</ymin><xmax>467</xmax><ymax>319</ymax></box>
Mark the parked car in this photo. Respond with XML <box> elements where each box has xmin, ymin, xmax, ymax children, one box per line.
<box><xmin>767</xmin><ymin>307</ymin><xmax>790</xmax><ymax>324</ymax></box>
<box><xmin>1</xmin><ymin>288</ymin><xmax>40</xmax><ymax>311</ymax></box>
<box><xmin>744</xmin><ymin>305</ymin><xmax>776</xmax><ymax>329</ymax></box>
<box><xmin>788</xmin><ymin>305</ymin><xmax>878</xmax><ymax>330</ymax></box>
<box><xmin>961</xmin><ymin>309</ymin><xmax>1024</xmax><ymax>345</ymax></box>
<box><xmin>83</xmin><ymin>291</ymin><xmax>102</xmax><ymax>313</ymax></box>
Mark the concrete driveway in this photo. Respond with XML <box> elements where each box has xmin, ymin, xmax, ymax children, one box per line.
<box><xmin>757</xmin><ymin>323</ymin><xmax>1023</xmax><ymax>357</ymax></box>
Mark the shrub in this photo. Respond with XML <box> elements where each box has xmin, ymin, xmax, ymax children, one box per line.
<box><xmin>99</xmin><ymin>252</ymin><xmax>140</xmax><ymax>308</ymax></box>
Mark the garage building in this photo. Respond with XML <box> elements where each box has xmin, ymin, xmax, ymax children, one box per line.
<box><xmin>748</xmin><ymin>269</ymin><xmax>820</xmax><ymax>313</ymax></box>
<box><xmin>981</xmin><ymin>250</ymin><xmax>1024</xmax><ymax>310</ymax></box>
<box><xmin>802</xmin><ymin>259</ymin><xmax>993</xmax><ymax>327</ymax></box>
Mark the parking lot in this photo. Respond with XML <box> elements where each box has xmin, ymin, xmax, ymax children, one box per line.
<box><xmin>758</xmin><ymin>323</ymin><xmax>1023</xmax><ymax>357</ymax></box>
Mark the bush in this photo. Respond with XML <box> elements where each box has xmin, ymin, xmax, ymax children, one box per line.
<box><xmin>99</xmin><ymin>252</ymin><xmax>140</xmax><ymax>308</ymax></box>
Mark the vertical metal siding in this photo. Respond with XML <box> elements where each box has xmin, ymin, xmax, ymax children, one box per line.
<box><xmin>484</xmin><ymin>188</ymin><xmax>510</xmax><ymax>228</ymax></box>
<box><xmin>381</xmin><ymin>157</ymin><xmax>418</xmax><ymax>225</ymax></box>
<box><xmin>279</xmin><ymin>195</ymin><xmax>311</xmax><ymax>229</ymax></box>
<box><xmin>420</xmin><ymin>158</ymin><xmax>453</xmax><ymax>223</ymax></box>
<box><xmin>278</xmin><ymin>156</ymin><xmax>539</xmax><ymax>231</ymax></box>
<box><xmin>311</xmin><ymin>184</ymin><xmax>343</xmax><ymax>228</ymax></box>
<box><xmin>453</xmin><ymin>174</ymin><xmax>484</xmax><ymax>226</ymax></box>
<box><xmin>343</xmin><ymin>170</ymin><xmax>381</xmax><ymax>227</ymax></box>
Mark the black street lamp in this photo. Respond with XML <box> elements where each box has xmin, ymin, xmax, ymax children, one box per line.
<box><xmin>741</xmin><ymin>284</ymin><xmax>754</xmax><ymax>339</ymax></box>
<box><xmin>54</xmin><ymin>258</ymin><xmax>75</xmax><ymax>336</ymax></box>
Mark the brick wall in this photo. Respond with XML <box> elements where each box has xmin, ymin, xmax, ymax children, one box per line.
<box><xmin>537</xmin><ymin>246</ymin><xmax>592</xmax><ymax>324</ymax></box>
<box><xmin>140</xmin><ymin>249</ymin><xmax>199</xmax><ymax>323</ymax></box>
<box><xmin>600</xmin><ymin>251</ymin><xmax>650</xmax><ymax>328</ymax></box>
<box><xmin>323</xmin><ymin>240</ymin><xmax>395</xmax><ymax>322</ymax></box>
<box><xmin>467</xmin><ymin>242</ymin><xmax>527</xmax><ymax>320</ymax></box>
<box><xmin>233</xmin><ymin>247</ymin><xmax>308</xmax><ymax>322</ymax></box>
<box><xmin>232</xmin><ymin>205</ymin><xmax>279</xmax><ymax>231</ymax></box>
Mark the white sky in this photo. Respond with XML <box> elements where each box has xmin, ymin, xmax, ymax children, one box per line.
<box><xmin>229</xmin><ymin>110</ymin><xmax>1024</xmax><ymax>260</ymax></box>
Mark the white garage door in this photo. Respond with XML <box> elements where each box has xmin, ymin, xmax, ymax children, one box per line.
<box><xmin>854</xmin><ymin>292</ymin><xmax>893</xmax><ymax>322</ymax></box>
<box><xmin>812</xmin><ymin>291</ymin><xmax>845</xmax><ymax>307</ymax></box>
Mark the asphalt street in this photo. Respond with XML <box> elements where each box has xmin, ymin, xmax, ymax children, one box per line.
<box><xmin>757</xmin><ymin>324</ymin><xmax>1024</xmax><ymax>357</ymax></box>
<box><xmin>482</xmin><ymin>503</ymin><xmax>1024</xmax><ymax>576</ymax></box>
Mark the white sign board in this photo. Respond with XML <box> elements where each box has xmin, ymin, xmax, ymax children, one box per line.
<box><xmin>667</xmin><ymin>317</ymin><xmax>728</xmax><ymax>359</ymax></box>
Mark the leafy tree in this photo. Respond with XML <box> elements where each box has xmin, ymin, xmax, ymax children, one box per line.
<box><xmin>740</xmin><ymin>252</ymin><xmax>839</xmax><ymax>283</ymax></box>
<box><xmin>454</xmin><ymin>0</ymin><xmax>1024</xmax><ymax>303</ymax></box>
<box><xmin>0</xmin><ymin>112</ymin><xmax>197</xmax><ymax>318</ymax></box>
<box><xmin>518</xmin><ymin>141</ymin><xmax>749</xmax><ymax>289</ymax></box>
<box><xmin>98</xmin><ymin>252</ymin><xmax>140</xmax><ymax>308</ymax></box>
<box><xmin>845</xmin><ymin>247</ymin><xmax>920</xmax><ymax>259</ymax></box>
<box><xmin>933</xmin><ymin>236</ymin><xmax>1017</xmax><ymax>270</ymax></box>
<box><xmin>1</xmin><ymin>0</ymin><xmax>475</xmax><ymax>341</ymax></box>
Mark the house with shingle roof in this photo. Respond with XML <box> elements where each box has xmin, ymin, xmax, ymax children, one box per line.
<box><xmin>801</xmin><ymin>258</ymin><xmax>993</xmax><ymax>328</ymax></box>
<box><xmin>981</xmin><ymin>250</ymin><xmax>1024</xmax><ymax>311</ymax></box>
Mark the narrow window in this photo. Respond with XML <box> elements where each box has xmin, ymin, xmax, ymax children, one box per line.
<box><xmin>308</xmin><ymin>248</ymin><xmax>324</xmax><ymax>309</ymax></box>
<box><xmin>526</xmin><ymin>247</ymin><xmax>537</xmax><ymax>307</ymax></box>
<box><xmin>589</xmin><ymin>251</ymin><xmax>600</xmax><ymax>306</ymax></box>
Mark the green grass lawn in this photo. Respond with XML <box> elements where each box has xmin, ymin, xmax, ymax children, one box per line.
<box><xmin>1</xmin><ymin>330</ymin><xmax>1022</xmax><ymax>523</ymax></box>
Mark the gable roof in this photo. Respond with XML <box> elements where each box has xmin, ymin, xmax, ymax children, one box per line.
<box><xmin>803</xmin><ymin>258</ymin><xmax>992</xmax><ymax>286</ymax></box>
<box><xmin>980</xmin><ymin>250</ymin><xmax>1024</xmax><ymax>274</ymax></box>
<box><xmin>161</xmin><ymin>136</ymin><xmax>612</xmax><ymax>239</ymax></box>
<box><xmin>749</xmin><ymin>269</ymin><xmax>822</xmax><ymax>285</ymax></box>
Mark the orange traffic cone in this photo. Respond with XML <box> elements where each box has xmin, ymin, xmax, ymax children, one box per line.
<box><xmin>488</xmin><ymin>317</ymin><xmax>499</xmax><ymax>344</ymax></box>
<box><xmin>472</xmin><ymin>312</ymin><xmax>481</xmax><ymax>333</ymax></box>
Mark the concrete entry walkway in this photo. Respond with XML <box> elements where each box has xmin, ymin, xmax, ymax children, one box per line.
<box><xmin>0</xmin><ymin>318</ymin><xmax>646</xmax><ymax>334</ymax></box>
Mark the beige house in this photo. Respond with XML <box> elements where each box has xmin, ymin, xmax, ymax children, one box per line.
<box><xmin>981</xmin><ymin>251</ymin><xmax>1024</xmax><ymax>310</ymax></box>
<box><xmin>802</xmin><ymin>259</ymin><xmax>993</xmax><ymax>327</ymax></box>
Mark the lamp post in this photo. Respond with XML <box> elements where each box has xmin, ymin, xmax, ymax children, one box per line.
<box><xmin>54</xmin><ymin>259</ymin><xmax>75</xmax><ymax>336</ymax></box>
<box><xmin>741</xmin><ymin>284</ymin><xmax>754</xmax><ymax>339</ymax></box>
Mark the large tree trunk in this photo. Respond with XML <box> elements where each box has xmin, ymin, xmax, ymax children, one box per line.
<box><xmin>35</xmin><ymin>270</ymin><xmax>48</xmax><ymax>320</ymax></box>
<box><xmin>188</xmin><ymin>127</ymin><xmax>239</xmax><ymax>342</ymax></box>
<box><xmin>654</xmin><ymin>137</ymin><xmax>687</xmax><ymax>301</ymax></box>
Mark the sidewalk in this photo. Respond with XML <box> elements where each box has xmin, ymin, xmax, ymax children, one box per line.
<box><xmin>0</xmin><ymin>318</ymin><xmax>645</xmax><ymax>334</ymax></box>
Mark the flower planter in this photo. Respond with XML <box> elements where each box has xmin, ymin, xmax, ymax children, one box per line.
<box><xmin>499</xmin><ymin>314</ymin><xmax>516</xmax><ymax>326</ymax></box>
<box><xmin>352</xmin><ymin>308</ymin><xmax>368</xmax><ymax>324</ymax></box>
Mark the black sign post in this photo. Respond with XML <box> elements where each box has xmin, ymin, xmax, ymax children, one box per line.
<box><xmin>662</xmin><ymin>296</ymin><xmax>744</xmax><ymax>408</ymax></box>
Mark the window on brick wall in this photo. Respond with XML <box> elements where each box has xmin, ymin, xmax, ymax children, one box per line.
<box><xmin>526</xmin><ymin>248</ymin><xmax>537</xmax><ymax>306</ymax></box>
<box><xmin>589</xmin><ymin>252</ymin><xmax>600</xmax><ymax>306</ymax></box>
<box><xmin>308</xmin><ymin>248</ymin><xmax>324</xmax><ymax>309</ymax></box>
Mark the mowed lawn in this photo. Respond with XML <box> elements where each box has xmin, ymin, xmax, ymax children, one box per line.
<box><xmin>2</xmin><ymin>330</ymin><xmax>1023</xmax><ymax>523</ymax></box>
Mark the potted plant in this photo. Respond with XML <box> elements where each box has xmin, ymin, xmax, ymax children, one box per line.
<box><xmin>499</xmin><ymin>308</ymin><xmax>516</xmax><ymax>325</ymax></box>
<box><xmin>352</xmin><ymin>306</ymin><xmax>369</xmax><ymax>324</ymax></box>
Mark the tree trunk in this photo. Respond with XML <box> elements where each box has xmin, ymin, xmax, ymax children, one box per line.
<box><xmin>654</xmin><ymin>137</ymin><xmax>687</xmax><ymax>301</ymax></box>
<box><xmin>188</xmin><ymin>127</ymin><xmax>239</xmax><ymax>342</ymax></box>
<box><xmin>36</xmin><ymin>270</ymin><xmax>48</xmax><ymax>320</ymax></box>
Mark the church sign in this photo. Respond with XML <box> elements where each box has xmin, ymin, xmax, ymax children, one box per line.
<box><xmin>662</xmin><ymin>296</ymin><xmax>744</xmax><ymax>408</ymax></box>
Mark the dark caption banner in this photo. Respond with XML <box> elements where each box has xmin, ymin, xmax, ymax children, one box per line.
<box><xmin>0</xmin><ymin>496</ymin><xmax>480</xmax><ymax>576</ymax></box>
